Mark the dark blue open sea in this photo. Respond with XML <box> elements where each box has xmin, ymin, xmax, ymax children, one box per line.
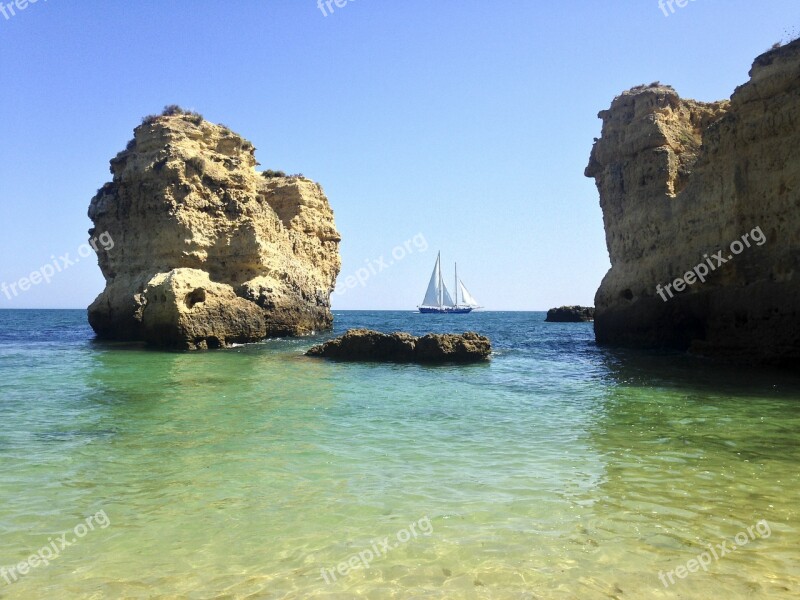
<box><xmin>0</xmin><ymin>310</ymin><xmax>798</xmax><ymax>598</ymax></box>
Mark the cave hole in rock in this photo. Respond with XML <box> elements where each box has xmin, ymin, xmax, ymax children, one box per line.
<box><xmin>185</xmin><ymin>288</ymin><xmax>207</xmax><ymax>309</ymax></box>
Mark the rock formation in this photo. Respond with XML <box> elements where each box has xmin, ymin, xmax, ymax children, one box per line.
<box><xmin>88</xmin><ymin>108</ymin><xmax>341</xmax><ymax>349</ymax></box>
<box><xmin>585</xmin><ymin>40</ymin><xmax>800</xmax><ymax>364</ymax></box>
<box><xmin>306</xmin><ymin>329</ymin><xmax>492</xmax><ymax>363</ymax></box>
<box><xmin>545</xmin><ymin>306</ymin><xmax>595</xmax><ymax>322</ymax></box>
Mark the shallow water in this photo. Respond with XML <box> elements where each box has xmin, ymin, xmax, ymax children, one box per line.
<box><xmin>0</xmin><ymin>310</ymin><xmax>798</xmax><ymax>599</ymax></box>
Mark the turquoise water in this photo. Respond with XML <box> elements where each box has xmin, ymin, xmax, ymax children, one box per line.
<box><xmin>0</xmin><ymin>310</ymin><xmax>798</xmax><ymax>599</ymax></box>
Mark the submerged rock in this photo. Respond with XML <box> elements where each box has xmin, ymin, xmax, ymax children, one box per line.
<box><xmin>545</xmin><ymin>306</ymin><xmax>595</xmax><ymax>322</ymax></box>
<box><xmin>87</xmin><ymin>107</ymin><xmax>341</xmax><ymax>350</ymax></box>
<box><xmin>585</xmin><ymin>40</ymin><xmax>800</xmax><ymax>365</ymax></box>
<box><xmin>306</xmin><ymin>329</ymin><xmax>491</xmax><ymax>363</ymax></box>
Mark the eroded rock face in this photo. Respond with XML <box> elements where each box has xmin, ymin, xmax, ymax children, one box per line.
<box><xmin>585</xmin><ymin>41</ymin><xmax>800</xmax><ymax>364</ymax></box>
<box><xmin>306</xmin><ymin>329</ymin><xmax>492</xmax><ymax>363</ymax></box>
<box><xmin>88</xmin><ymin>112</ymin><xmax>341</xmax><ymax>349</ymax></box>
<box><xmin>545</xmin><ymin>306</ymin><xmax>595</xmax><ymax>323</ymax></box>
<box><xmin>414</xmin><ymin>332</ymin><xmax>492</xmax><ymax>363</ymax></box>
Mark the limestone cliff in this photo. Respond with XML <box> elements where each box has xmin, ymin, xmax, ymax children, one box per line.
<box><xmin>88</xmin><ymin>109</ymin><xmax>341</xmax><ymax>349</ymax></box>
<box><xmin>586</xmin><ymin>40</ymin><xmax>800</xmax><ymax>364</ymax></box>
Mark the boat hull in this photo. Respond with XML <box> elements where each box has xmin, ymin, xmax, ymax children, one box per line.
<box><xmin>418</xmin><ymin>307</ymin><xmax>474</xmax><ymax>314</ymax></box>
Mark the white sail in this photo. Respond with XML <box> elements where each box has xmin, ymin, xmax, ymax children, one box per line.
<box><xmin>458</xmin><ymin>280</ymin><xmax>480</xmax><ymax>307</ymax></box>
<box><xmin>421</xmin><ymin>254</ymin><xmax>442</xmax><ymax>307</ymax></box>
<box><xmin>421</xmin><ymin>253</ymin><xmax>456</xmax><ymax>307</ymax></box>
<box><xmin>420</xmin><ymin>253</ymin><xmax>475</xmax><ymax>310</ymax></box>
<box><xmin>441</xmin><ymin>282</ymin><xmax>455</xmax><ymax>307</ymax></box>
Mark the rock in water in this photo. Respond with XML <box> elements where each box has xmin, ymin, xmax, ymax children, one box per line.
<box><xmin>545</xmin><ymin>306</ymin><xmax>595</xmax><ymax>322</ymax></box>
<box><xmin>585</xmin><ymin>40</ymin><xmax>800</xmax><ymax>365</ymax></box>
<box><xmin>306</xmin><ymin>329</ymin><xmax>491</xmax><ymax>363</ymax></box>
<box><xmin>414</xmin><ymin>332</ymin><xmax>492</xmax><ymax>362</ymax></box>
<box><xmin>87</xmin><ymin>108</ymin><xmax>341</xmax><ymax>349</ymax></box>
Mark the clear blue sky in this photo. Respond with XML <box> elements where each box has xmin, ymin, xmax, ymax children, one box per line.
<box><xmin>0</xmin><ymin>0</ymin><xmax>797</xmax><ymax>310</ymax></box>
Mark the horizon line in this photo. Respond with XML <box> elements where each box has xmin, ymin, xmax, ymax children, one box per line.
<box><xmin>0</xmin><ymin>307</ymin><xmax>561</xmax><ymax>312</ymax></box>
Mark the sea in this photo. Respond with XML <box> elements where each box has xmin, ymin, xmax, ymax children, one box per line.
<box><xmin>0</xmin><ymin>309</ymin><xmax>798</xmax><ymax>599</ymax></box>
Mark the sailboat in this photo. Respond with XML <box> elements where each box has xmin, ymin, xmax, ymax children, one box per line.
<box><xmin>418</xmin><ymin>252</ymin><xmax>481</xmax><ymax>313</ymax></box>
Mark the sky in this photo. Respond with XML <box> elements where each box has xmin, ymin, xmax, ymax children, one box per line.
<box><xmin>0</xmin><ymin>0</ymin><xmax>797</xmax><ymax>311</ymax></box>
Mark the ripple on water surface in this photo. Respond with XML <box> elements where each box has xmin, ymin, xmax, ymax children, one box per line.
<box><xmin>0</xmin><ymin>310</ymin><xmax>798</xmax><ymax>598</ymax></box>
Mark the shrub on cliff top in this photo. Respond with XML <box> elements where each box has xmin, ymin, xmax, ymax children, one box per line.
<box><xmin>162</xmin><ymin>105</ymin><xmax>203</xmax><ymax>123</ymax></box>
<box><xmin>262</xmin><ymin>169</ymin><xmax>287</xmax><ymax>178</ymax></box>
<box><xmin>161</xmin><ymin>104</ymin><xmax>185</xmax><ymax>116</ymax></box>
<box><xmin>140</xmin><ymin>105</ymin><xmax>204</xmax><ymax>127</ymax></box>
<box><xmin>629</xmin><ymin>81</ymin><xmax>674</xmax><ymax>94</ymax></box>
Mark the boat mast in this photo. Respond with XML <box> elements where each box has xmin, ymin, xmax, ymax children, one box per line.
<box><xmin>437</xmin><ymin>252</ymin><xmax>443</xmax><ymax>307</ymax></box>
<box><xmin>455</xmin><ymin>262</ymin><xmax>458</xmax><ymax>307</ymax></box>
